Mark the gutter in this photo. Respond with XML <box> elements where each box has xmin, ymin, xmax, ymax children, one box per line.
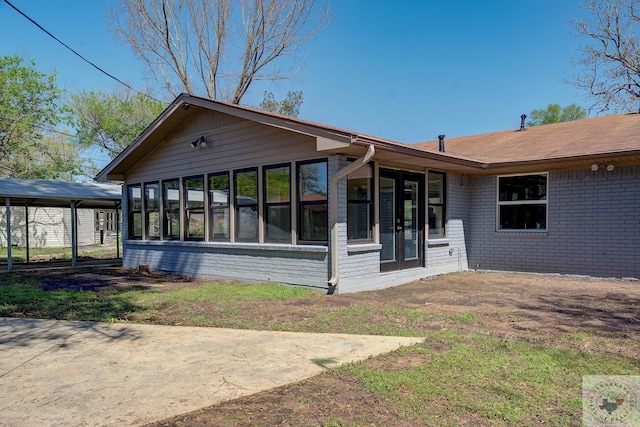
<box><xmin>327</xmin><ymin>143</ymin><xmax>375</xmax><ymax>294</ymax></box>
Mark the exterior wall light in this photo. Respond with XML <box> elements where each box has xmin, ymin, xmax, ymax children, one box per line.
<box><xmin>190</xmin><ymin>136</ymin><xmax>207</xmax><ymax>149</ymax></box>
<box><xmin>590</xmin><ymin>163</ymin><xmax>615</xmax><ymax>172</ymax></box>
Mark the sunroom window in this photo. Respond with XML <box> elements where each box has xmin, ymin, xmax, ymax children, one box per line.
<box><xmin>144</xmin><ymin>181</ymin><xmax>160</xmax><ymax>239</ymax></box>
<box><xmin>184</xmin><ymin>175</ymin><xmax>205</xmax><ymax>240</ymax></box>
<box><xmin>264</xmin><ymin>164</ymin><xmax>291</xmax><ymax>242</ymax></box>
<box><xmin>163</xmin><ymin>178</ymin><xmax>181</xmax><ymax>239</ymax></box>
<box><xmin>127</xmin><ymin>184</ymin><xmax>142</xmax><ymax>239</ymax></box>
<box><xmin>498</xmin><ymin>174</ymin><xmax>548</xmax><ymax>230</ymax></box>
<box><xmin>298</xmin><ymin>159</ymin><xmax>328</xmax><ymax>242</ymax></box>
<box><xmin>347</xmin><ymin>162</ymin><xmax>373</xmax><ymax>241</ymax></box>
<box><xmin>209</xmin><ymin>172</ymin><xmax>229</xmax><ymax>240</ymax></box>
<box><xmin>235</xmin><ymin>168</ymin><xmax>258</xmax><ymax>242</ymax></box>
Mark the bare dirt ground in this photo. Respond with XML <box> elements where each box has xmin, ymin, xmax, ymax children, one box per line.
<box><xmin>6</xmin><ymin>268</ymin><xmax>640</xmax><ymax>426</ymax></box>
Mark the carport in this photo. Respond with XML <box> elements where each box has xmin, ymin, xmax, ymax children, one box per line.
<box><xmin>0</xmin><ymin>178</ymin><xmax>122</xmax><ymax>271</ymax></box>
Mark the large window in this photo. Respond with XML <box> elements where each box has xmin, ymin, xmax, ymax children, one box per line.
<box><xmin>144</xmin><ymin>182</ymin><xmax>160</xmax><ymax>239</ymax></box>
<box><xmin>209</xmin><ymin>172</ymin><xmax>229</xmax><ymax>240</ymax></box>
<box><xmin>184</xmin><ymin>175</ymin><xmax>205</xmax><ymax>240</ymax></box>
<box><xmin>498</xmin><ymin>174</ymin><xmax>548</xmax><ymax>230</ymax></box>
<box><xmin>264</xmin><ymin>164</ymin><xmax>291</xmax><ymax>242</ymax></box>
<box><xmin>347</xmin><ymin>162</ymin><xmax>373</xmax><ymax>241</ymax></box>
<box><xmin>428</xmin><ymin>171</ymin><xmax>446</xmax><ymax>238</ymax></box>
<box><xmin>235</xmin><ymin>168</ymin><xmax>258</xmax><ymax>241</ymax></box>
<box><xmin>127</xmin><ymin>184</ymin><xmax>142</xmax><ymax>239</ymax></box>
<box><xmin>298</xmin><ymin>159</ymin><xmax>328</xmax><ymax>242</ymax></box>
<box><xmin>163</xmin><ymin>178</ymin><xmax>181</xmax><ymax>239</ymax></box>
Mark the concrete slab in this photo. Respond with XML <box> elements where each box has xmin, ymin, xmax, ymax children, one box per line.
<box><xmin>0</xmin><ymin>318</ymin><xmax>423</xmax><ymax>426</ymax></box>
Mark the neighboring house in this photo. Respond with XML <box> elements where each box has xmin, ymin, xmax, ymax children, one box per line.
<box><xmin>0</xmin><ymin>207</ymin><xmax>111</xmax><ymax>248</ymax></box>
<box><xmin>96</xmin><ymin>94</ymin><xmax>640</xmax><ymax>293</ymax></box>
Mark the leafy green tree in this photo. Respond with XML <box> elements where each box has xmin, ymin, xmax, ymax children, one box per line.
<box><xmin>0</xmin><ymin>55</ymin><xmax>82</xmax><ymax>180</ymax></box>
<box><xmin>527</xmin><ymin>103</ymin><xmax>587</xmax><ymax>126</ymax></box>
<box><xmin>70</xmin><ymin>88</ymin><xmax>165</xmax><ymax>158</ymax></box>
<box><xmin>8</xmin><ymin>133</ymin><xmax>84</xmax><ymax>181</ymax></box>
<box><xmin>259</xmin><ymin>91</ymin><xmax>303</xmax><ymax>117</ymax></box>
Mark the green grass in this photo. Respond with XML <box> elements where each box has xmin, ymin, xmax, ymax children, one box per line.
<box><xmin>338</xmin><ymin>331</ymin><xmax>638</xmax><ymax>426</ymax></box>
<box><xmin>0</xmin><ymin>276</ymin><xmax>317</xmax><ymax>325</ymax></box>
<box><xmin>0</xmin><ymin>246</ymin><xmax>72</xmax><ymax>262</ymax></box>
<box><xmin>3</xmin><ymin>272</ymin><xmax>640</xmax><ymax>426</ymax></box>
<box><xmin>0</xmin><ymin>282</ymin><xmax>143</xmax><ymax>322</ymax></box>
<box><xmin>0</xmin><ymin>244</ymin><xmax>121</xmax><ymax>262</ymax></box>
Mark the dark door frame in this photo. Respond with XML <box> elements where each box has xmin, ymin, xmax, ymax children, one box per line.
<box><xmin>379</xmin><ymin>169</ymin><xmax>425</xmax><ymax>272</ymax></box>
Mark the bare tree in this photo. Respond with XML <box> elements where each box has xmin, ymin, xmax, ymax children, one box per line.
<box><xmin>110</xmin><ymin>0</ymin><xmax>330</xmax><ymax>103</ymax></box>
<box><xmin>571</xmin><ymin>0</ymin><xmax>640</xmax><ymax>113</ymax></box>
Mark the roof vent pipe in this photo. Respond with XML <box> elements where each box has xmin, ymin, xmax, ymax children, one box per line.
<box><xmin>438</xmin><ymin>134</ymin><xmax>445</xmax><ymax>152</ymax></box>
<box><xmin>520</xmin><ymin>114</ymin><xmax>527</xmax><ymax>131</ymax></box>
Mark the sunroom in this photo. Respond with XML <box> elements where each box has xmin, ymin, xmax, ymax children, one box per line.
<box><xmin>97</xmin><ymin>94</ymin><xmax>477</xmax><ymax>293</ymax></box>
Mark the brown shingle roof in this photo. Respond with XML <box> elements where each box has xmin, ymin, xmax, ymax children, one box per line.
<box><xmin>414</xmin><ymin>113</ymin><xmax>640</xmax><ymax>164</ymax></box>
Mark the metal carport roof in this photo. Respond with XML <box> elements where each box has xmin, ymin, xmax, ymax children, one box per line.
<box><xmin>0</xmin><ymin>178</ymin><xmax>122</xmax><ymax>209</ymax></box>
<box><xmin>0</xmin><ymin>178</ymin><xmax>123</xmax><ymax>271</ymax></box>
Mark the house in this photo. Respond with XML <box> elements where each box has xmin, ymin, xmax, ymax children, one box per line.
<box><xmin>0</xmin><ymin>206</ymin><xmax>116</xmax><ymax>249</ymax></box>
<box><xmin>96</xmin><ymin>94</ymin><xmax>640</xmax><ymax>293</ymax></box>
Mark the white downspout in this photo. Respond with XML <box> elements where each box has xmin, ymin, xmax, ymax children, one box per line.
<box><xmin>328</xmin><ymin>144</ymin><xmax>375</xmax><ymax>293</ymax></box>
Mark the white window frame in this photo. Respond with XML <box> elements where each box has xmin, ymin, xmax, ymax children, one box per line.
<box><xmin>496</xmin><ymin>172</ymin><xmax>548</xmax><ymax>232</ymax></box>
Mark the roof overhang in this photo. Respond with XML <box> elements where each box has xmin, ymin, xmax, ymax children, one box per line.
<box><xmin>96</xmin><ymin>93</ymin><xmax>488</xmax><ymax>182</ymax></box>
<box><xmin>475</xmin><ymin>150</ymin><xmax>640</xmax><ymax>176</ymax></box>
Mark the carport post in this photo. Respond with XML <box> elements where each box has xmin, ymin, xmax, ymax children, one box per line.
<box><xmin>71</xmin><ymin>201</ymin><xmax>77</xmax><ymax>268</ymax></box>
<box><xmin>116</xmin><ymin>206</ymin><xmax>121</xmax><ymax>259</ymax></box>
<box><xmin>25</xmin><ymin>205</ymin><xmax>29</xmax><ymax>264</ymax></box>
<box><xmin>5</xmin><ymin>198</ymin><xmax>11</xmax><ymax>271</ymax></box>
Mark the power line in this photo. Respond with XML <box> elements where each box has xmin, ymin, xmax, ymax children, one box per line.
<box><xmin>0</xmin><ymin>116</ymin><xmax>77</xmax><ymax>139</ymax></box>
<box><xmin>2</xmin><ymin>0</ymin><xmax>163</xmax><ymax>103</ymax></box>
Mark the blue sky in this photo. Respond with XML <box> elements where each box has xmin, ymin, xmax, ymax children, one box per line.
<box><xmin>1</xmin><ymin>0</ymin><xmax>590</xmax><ymax>154</ymax></box>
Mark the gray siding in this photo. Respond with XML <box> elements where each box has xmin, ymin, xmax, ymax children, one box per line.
<box><xmin>127</xmin><ymin>111</ymin><xmax>320</xmax><ymax>183</ymax></box>
<box><xmin>467</xmin><ymin>166</ymin><xmax>640</xmax><ymax>278</ymax></box>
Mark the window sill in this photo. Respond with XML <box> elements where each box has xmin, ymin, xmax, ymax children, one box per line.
<box><xmin>427</xmin><ymin>238</ymin><xmax>451</xmax><ymax>247</ymax></box>
<box><xmin>347</xmin><ymin>243</ymin><xmax>382</xmax><ymax>254</ymax></box>
<box><xmin>496</xmin><ymin>230</ymin><xmax>548</xmax><ymax>237</ymax></box>
<box><xmin>126</xmin><ymin>239</ymin><xmax>328</xmax><ymax>253</ymax></box>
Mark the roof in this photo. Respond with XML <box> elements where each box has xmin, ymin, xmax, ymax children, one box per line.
<box><xmin>415</xmin><ymin>113</ymin><xmax>640</xmax><ymax>174</ymax></box>
<box><xmin>96</xmin><ymin>93</ymin><xmax>640</xmax><ymax>180</ymax></box>
<box><xmin>0</xmin><ymin>178</ymin><xmax>122</xmax><ymax>209</ymax></box>
<box><xmin>96</xmin><ymin>93</ymin><xmax>483</xmax><ymax>182</ymax></box>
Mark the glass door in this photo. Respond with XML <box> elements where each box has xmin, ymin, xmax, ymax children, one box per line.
<box><xmin>379</xmin><ymin>170</ymin><xmax>424</xmax><ymax>272</ymax></box>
